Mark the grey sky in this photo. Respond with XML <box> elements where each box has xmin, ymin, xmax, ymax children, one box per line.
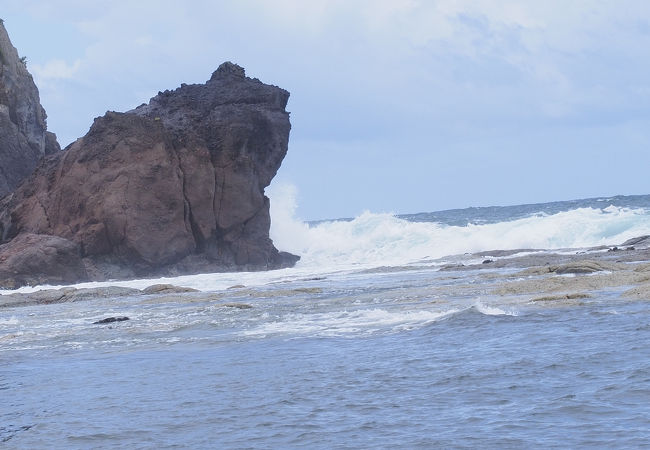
<box><xmin>2</xmin><ymin>1</ymin><xmax>650</xmax><ymax>219</ymax></box>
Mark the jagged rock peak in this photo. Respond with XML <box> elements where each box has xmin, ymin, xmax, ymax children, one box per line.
<box><xmin>0</xmin><ymin>21</ymin><xmax>60</xmax><ymax>197</ymax></box>
<box><xmin>210</xmin><ymin>61</ymin><xmax>246</xmax><ymax>80</ymax></box>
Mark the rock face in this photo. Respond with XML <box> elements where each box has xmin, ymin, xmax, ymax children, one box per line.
<box><xmin>0</xmin><ymin>62</ymin><xmax>298</xmax><ymax>287</ymax></box>
<box><xmin>0</xmin><ymin>21</ymin><xmax>59</xmax><ymax>197</ymax></box>
<box><xmin>0</xmin><ymin>233</ymin><xmax>86</xmax><ymax>288</ymax></box>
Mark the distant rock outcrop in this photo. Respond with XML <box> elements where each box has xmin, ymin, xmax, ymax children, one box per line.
<box><xmin>0</xmin><ymin>62</ymin><xmax>298</xmax><ymax>288</ymax></box>
<box><xmin>0</xmin><ymin>21</ymin><xmax>59</xmax><ymax>197</ymax></box>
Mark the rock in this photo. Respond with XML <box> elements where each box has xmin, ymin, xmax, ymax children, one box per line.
<box><xmin>621</xmin><ymin>235</ymin><xmax>650</xmax><ymax>249</ymax></box>
<box><xmin>93</xmin><ymin>316</ymin><xmax>130</xmax><ymax>324</ymax></box>
<box><xmin>551</xmin><ymin>260</ymin><xmax>619</xmax><ymax>275</ymax></box>
<box><xmin>292</xmin><ymin>287</ymin><xmax>323</xmax><ymax>294</ymax></box>
<box><xmin>142</xmin><ymin>284</ymin><xmax>198</xmax><ymax>294</ymax></box>
<box><xmin>482</xmin><ymin>259</ymin><xmax>493</xmax><ymax>264</ymax></box>
<box><xmin>621</xmin><ymin>283</ymin><xmax>650</xmax><ymax>299</ymax></box>
<box><xmin>0</xmin><ymin>62</ymin><xmax>298</xmax><ymax>287</ymax></box>
<box><xmin>65</xmin><ymin>286</ymin><xmax>142</xmax><ymax>301</ymax></box>
<box><xmin>530</xmin><ymin>293</ymin><xmax>591</xmax><ymax>302</ymax></box>
<box><xmin>221</xmin><ymin>302</ymin><xmax>253</xmax><ymax>309</ymax></box>
<box><xmin>0</xmin><ymin>285</ymin><xmax>141</xmax><ymax>308</ymax></box>
<box><xmin>0</xmin><ymin>233</ymin><xmax>87</xmax><ymax>288</ymax></box>
<box><xmin>0</xmin><ymin>22</ymin><xmax>59</xmax><ymax>197</ymax></box>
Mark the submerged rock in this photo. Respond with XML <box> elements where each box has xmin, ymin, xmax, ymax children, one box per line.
<box><xmin>0</xmin><ymin>62</ymin><xmax>299</xmax><ymax>288</ymax></box>
<box><xmin>93</xmin><ymin>316</ymin><xmax>130</xmax><ymax>325</ymax></box>
<box><xmin>0</xmin><ymin>22</ymin><xmax>59</xmax><ymax>197</ymax></box>
<box><xmin>221</xmin><ymin>302</ymin><xmax>253</xmax><ymax>309</ymax></box>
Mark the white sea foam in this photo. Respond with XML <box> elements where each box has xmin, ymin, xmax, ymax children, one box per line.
<box><xmin>473</xmin><ymin>302</ymin><xmax>518</xmax><ymax>316</ymax></box>
<box><xmin>269</xmin><ymin>183</ymin><xmax>650</xmax><ymax>271</ymax></box>
<box><xmin>243</xmin><ymin>307</ymin><xmax>460</xmax><ymax>338</ymax></box>
<box><xmin>0</xmin><ymin>316</ymin><xmax>19</xmax><ymax>325</ymax></box>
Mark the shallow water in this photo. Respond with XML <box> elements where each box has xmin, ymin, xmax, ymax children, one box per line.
<box><xmin>2</xmin><ymin>195</ymin><xmax>650</xmax><ymax>447</ymax></box>
<box><xmin>2</xmin><ymin>266</ymin><xmax>650</xmax><ymax>448</ymax></box>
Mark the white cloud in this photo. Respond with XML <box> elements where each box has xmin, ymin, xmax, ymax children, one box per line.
<box><xmin>6</xmin><ymin>0</ymin><xmax>650</xmax><ymax>216</ymax></box>
<box><xmin>31</xmin><ymin>59</ymin><xmax>81</xmax><ymax>80</ymax></box>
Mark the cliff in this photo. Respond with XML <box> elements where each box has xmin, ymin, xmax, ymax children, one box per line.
<box><xmin>0</xmin><ymin>62</ymin><xmax>298</xmax><ymax>288</ymax></box>
<box><xmin>0</xmin><ymin>21</ymin><xmax>59</xmax><ymax>197</ymax></box>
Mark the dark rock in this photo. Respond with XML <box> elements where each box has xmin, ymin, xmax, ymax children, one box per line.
<box><xmin>0</xmin><ymin>23</ymin><xmax>59</xmax><ymax>197</ymax></box>
<box><xmin>93</xmin><ymin>316</ymin><xmax>130</xmax><ymax>324</ymax></box>
<box><xmin>607</xmin><ymin>246</ymin><xmax>619</xmax><ymax>252</ymax></box>
<box><xmin>0</xmin><ymin>62</ymin><xmax>298</xmax><ymax>288</ymax></box>
<box><xmin>482</xmin><ymin>259</ymin><xmax>493</xmax><ymax>264</ymax></box>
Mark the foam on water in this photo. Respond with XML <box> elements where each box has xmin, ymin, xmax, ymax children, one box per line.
<box><xmin>243</xmin><ymin>307</ymin><xmax>460</xmax><ymax>338</ymax></box>
<box><xmin>473</xmin><ymin>301</ymin><xmax>518</xmax><ymax>316</ymax></box>
<box><xmin>269</xmin><ymin>184</ymin><xmax>650</xmax><ymax>271</ymax></box>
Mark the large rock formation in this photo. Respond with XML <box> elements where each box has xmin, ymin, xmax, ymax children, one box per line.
<box><xmin>0</xmin><ymin>21</ymin><xmax>59</xmax><ymax>197</ymax></box>
<box><xmin>0</xmin><ymin>62</ymin><xmax>298</xmax><ymax>287</ymax></box>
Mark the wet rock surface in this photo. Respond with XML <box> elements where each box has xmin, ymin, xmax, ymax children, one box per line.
<box><xmin>142</xmin><ymin>284</ymin><xmax>199</xmax><ymax>295</ymax></box>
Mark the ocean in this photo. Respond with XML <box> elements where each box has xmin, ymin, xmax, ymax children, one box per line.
<box><xmin>2</xmin><ymin>193</ymin><xmax>650</xmax><ymax>448</ymax></box>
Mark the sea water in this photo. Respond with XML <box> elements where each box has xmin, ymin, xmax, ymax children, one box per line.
<box><xmin>2</xmin><ymin>193</ymin><xmax>650</xmax><ymax>448</ymax></box>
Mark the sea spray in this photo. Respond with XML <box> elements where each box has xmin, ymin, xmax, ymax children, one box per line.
<box><xmin>269</xmin><ymin>183</ymin><xmax>650</xmax><ymax>269</ymax></box>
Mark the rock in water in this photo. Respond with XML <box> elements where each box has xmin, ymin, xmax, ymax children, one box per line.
<box><xmin>93</xmin><ymin>317</ymin><xmax>130</xmax><ymax>325</ymax></box>
<box><xmin>0</xmin><ymin>62</ymin><xmax>299</xmax><ymax>288</ymax></box>
<box><xmin>0</xmin><ymin>21</ymin><xmax>59</xmax><ymax>197</ymax></box>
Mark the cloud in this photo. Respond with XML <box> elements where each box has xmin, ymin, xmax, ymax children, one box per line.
<box><xmin>5</xmin><ymin>1</ymin><xmax>650</xmax><ymax>217</ymax></box>
<box><xmin>31</xmin><ymin>59</ymin><xmax>81</xmax><ymax>81</ymax></box>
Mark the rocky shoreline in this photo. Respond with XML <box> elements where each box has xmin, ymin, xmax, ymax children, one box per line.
<box><xmin>428</xmin><ymin>235</ymin><xmax>650</xmax><ymax>304</ymax></box>
<box><xmin>2</xmin><ymin>235</ymin><xmax>648</xmax><ymax>310</ymax></box>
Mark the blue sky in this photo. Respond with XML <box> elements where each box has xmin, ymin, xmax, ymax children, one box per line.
<box><xmin>2</xmin><ymin>1</ymin><xmax>650</xmax><ymax>220</ymax></box>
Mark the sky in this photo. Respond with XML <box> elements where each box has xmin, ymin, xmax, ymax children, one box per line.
<box><xmin>2</xmin><ymin>0</ymin><xmax>650</xmax><ymax>220</ymax></box>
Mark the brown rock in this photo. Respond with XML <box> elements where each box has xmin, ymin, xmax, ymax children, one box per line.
<box><xmin>0</xmin><ymin>233</ymin><xmax>86</xmax><ymax>287</ymax></box>
<box><xmin>0</xmin><ymin>62</ymin><xmax>299</xmax><ymax>287</ymax></box>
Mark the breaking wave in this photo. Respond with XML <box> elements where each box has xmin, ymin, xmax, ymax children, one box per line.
<box><xmin>269</xmin><ymin>184</ymin><xmax>650</xmax><ymax>270</ymax></box>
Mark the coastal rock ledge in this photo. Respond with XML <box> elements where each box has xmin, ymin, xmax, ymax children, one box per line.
<box><xmin>0</xmin><ymin>62</ymin><xmax>299</xmax><ymax>288</ymax></box>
